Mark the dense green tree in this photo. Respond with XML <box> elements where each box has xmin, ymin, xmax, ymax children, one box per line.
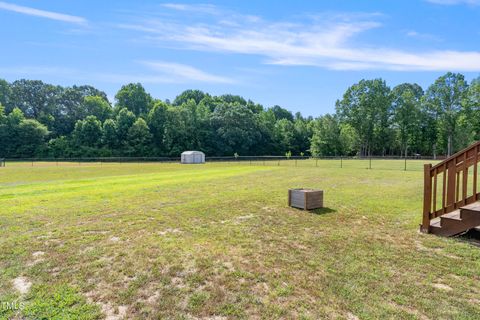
<box><xmin>211</xmin><ymin>103</ymin><xmax>260</xmax><ymax>155</ymax></box>
<box><xmin>116</xmin><ymin>108</ymin><xmax>136</xmax><ymax>142</ymax></box>
<box><xmin>339</xmin><ymin>124</ymin><xmax>359</xmax><ymax>156</ymax></box>
<box><xmin>8</xmin><ymin>80</ymin><xmax>58</xmax><ymax>118</ymax></box>
<box><xmin>16</xmin><ymin>119</ymin><xmax>49</xmax><ymax>156</ymax></box>
<box><xmin>1</xmin><ymin>76</ymin><xmax>479</xmax><ymax>159</ymax></box>
<box><xmin>115</xmin><ymin>83</ymin><xmax>153</xmax><ymax>116</ymax></box>
<box><xmin>255</xmin><ymin>109</ymin><xmax>277</xmax><ymax>155</ymax></box>
<box><xmin>147</xmin><ymin>101</ymin><xmax>169</xmax><ymax>152</ymax></box>
<box><xmin>83</xmin><ymin>96</ymin><xmax>112</xmax><ymax>122</ymax></box>
<box><xmin>275</xmin><ymin>119</ymin><xmax>296</xmax><ymax>153</ymax></box>
<box><xmin>0</xmin><ymin>103</ymin><xmax>5</xmax><ymax>124</ymax></box>
<box><xmin>293</xmin><ymin>119</ymin><xmax>312</xmax><ymax>155</ymax></box>
<box><xmin>126</xmin><ymin>118</ymin><xmax>152</xmax><ymax>156</ymax></box>
<box><xmin>0</xmin><ymin>107</ymin><xmax>48</xmax><ymax>157</ymax></box>
<box><xmin>162</xmin><ymin>101</ymin><xmax>200</xmax><ymax>155</ymax></box>
<box><xmin>0</xmin><ymin>79</ymin><xmax>11</xmax><ymax>108</ymax></box>
<box><xmin>47</xmin><ymin>136</ymin><xmax>71</xmax><ymax>158</ymax></box>
<box><xmin>219</xmin><ymin>94</ymin><xmax>246</xmax><ymax>106</ymax></box>
<box><xmin>464</xmin><ymin>77</ymin><xmax>480</xmax><ymax>140</ymax></box>
<box><xmin>173</xmin><ymin>90</ymin><xmax>207</xmax><ymax>106</ymax></box>
<box><xmin>391</xmin><ymin>83</ymin><xmax>424</xmax><ymax>156</ymax></box>
<box><xmin>102</xmin><ymin>119</ymin><xmax>118</xmax><ymax>149</ymax></box>
<box><xmin>73</xmin><ymin>116</ymin><xmax>103</xmax><ymax>147</ymax></box>
<box><xmin>336</xmin><ymin>79</ymin><xmax>391</xmax><ymax>156</ymax></box>
<box><xmin>271</xmin><ymin>105</ymin><xmax>294</xmax><ymax>121</ymax></box>
<box><xmin>310</xmin><ymin>114</ymin><xmax>342</xmax><ymax>156</ymax></box>
<box><xmin>424</xmin><ymin>72</ymin><xmax>468</xmax><ymax>156</ymax></box>
<box><xmin>51</xmin><ymin>86</ymin><xmax>108</xmax><ymax>136</ymax></box>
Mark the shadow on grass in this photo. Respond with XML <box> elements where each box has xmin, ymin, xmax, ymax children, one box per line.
<box><xmin>308</xmin><ymin>207</ymin><xmax>336</xmax><ymax>215</ymax></box>
<box><xmin>457</xmin><ymin>228</ymin><xmax>480</xmax><ymax>247</ymax></box>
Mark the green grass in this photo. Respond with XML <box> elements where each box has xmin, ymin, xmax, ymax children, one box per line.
<box><xmin>1</xmin><ymin>160</ymin><xmax>479</xmax><ymax>319</ymax></box>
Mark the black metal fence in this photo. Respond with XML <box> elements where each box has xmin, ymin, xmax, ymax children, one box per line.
<box><xmin>1</xmin><ymin>155</ymin><xmax>439</xmax><ymax>172</ymax></box>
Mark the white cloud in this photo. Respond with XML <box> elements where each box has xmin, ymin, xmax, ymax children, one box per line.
<box><xmin>139</xmin><ymin>61</ymin><xmax>234</xmax><ymax>83</ymax></box>
<box><xmin>119</xmin><ymin>8</ymin><xmax>480</xmax><ymax>72</ymax></box>
<box><xmin>405</xmin><ymin>30</ymin><xmax>442</xmax><ymax>42</ymax></box>
<box><xmin>0</xmin><ymin>62</ymin><xmax>234</xmax><ymax>85</ymax></box>
<box><xmin>0</xmin><ymin>1</ymin><xmax>87</xmax><ymax>24</ymax></box>
<box><xmin>426</xmin><ymin>0</ymin><xmax>480</xmax><ymax>5</ymax></box>
<box><xmin>161</xmin><ymin>3</ymin><xmax>220</xmax><ymax>15</ymax></box>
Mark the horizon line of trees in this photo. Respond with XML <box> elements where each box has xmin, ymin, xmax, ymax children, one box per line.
<box><xmin>0</xmin><ymin>72</ymin><xmax>479</xmax><ymax>159</ymax></box>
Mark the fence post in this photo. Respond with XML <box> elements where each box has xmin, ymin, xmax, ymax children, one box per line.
<box><xmin>340</xmin><ymin>156</ymin><xmax>343</xmax><ymax>168</ymax></box>
<box><xmin>404</xmin><ymin>157</ymin><xmax>407</xmax><ymax>171</ymax></box>
<box><xmin>369</xmin><ymin>156</ymin><xmax>372</xmax><ymax>169</ymax></box>
<box><xmin>422</xmin><ymin>163</ymin><xmax>433</xmax><ymax>233</ymax></box>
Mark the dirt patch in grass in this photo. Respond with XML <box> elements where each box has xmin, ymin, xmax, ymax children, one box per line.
<box><xmin>432</xmin><ymin>283</ymin><xmax>453</xmax><ymax>291</ymax></box>
<box><xmin>158</xmin><ymin>228</ymin><xmax>182</xmax><ymax>236</ymax></box>
<box><xmin>12</xmin><ymin>277</ymin><xmax>32</xmax><ymax>295</ymax></box>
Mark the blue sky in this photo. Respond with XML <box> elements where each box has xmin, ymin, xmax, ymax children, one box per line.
<box><xmin>0</xmin><ymin>0</ymin><xmax>479</xmax><ymax>116</ymax></box>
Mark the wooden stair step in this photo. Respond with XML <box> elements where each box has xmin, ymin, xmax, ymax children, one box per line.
<box><xmin>430</xmin><ymin>204</ymin><xmax>480</xmax><ymax>237</ymax></box>
<box><xmin>460</xmin><ymin>202</ymin><xmax>480</xmax><ymax>212</ymax></box>
<box><xmin>441</xmin><ymin>210</ymin><xmax>461</xmax><ymax>221</ymax></box>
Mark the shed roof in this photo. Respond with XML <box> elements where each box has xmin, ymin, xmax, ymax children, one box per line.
<box><xmin>181</xmin><ymin>151</ymin><xmax>205</xmax><ymax>155</ymax></box>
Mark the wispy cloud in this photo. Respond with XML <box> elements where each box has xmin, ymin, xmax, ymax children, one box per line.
<box><xmin>0</xmin><ymin>1</ymin><xmax>87</xmax><ymax>25</ymax></box>
<box><xmin>160</xmin><ymin>3</ymin><xmax>220</xmax><ymax>15</ymax></box>
<box><xmin>118</xmin><ymin>5</ymin><xmax>480</xmax><ymax>72</ymax></box>
<box><xmin>405</xmin><ymin>30</ymin><xmax>443</xmax><ymax>42</ymax></box>
<box><xmin>0</xmin><ymin>62</ymin><xmax>234</xmax><ymax>85</ymax></box>
<box><xmin>140</xmin><ymin>61</ymin><xmax>234</xmax><ymax>83</ymax></box>
<box><xmin>425</xmin><ymin>0</ymin><xmax>480</xmax><ymax>5</ymax></box>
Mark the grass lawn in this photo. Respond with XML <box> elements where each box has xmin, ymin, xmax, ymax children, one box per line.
<box><xmin>1</xmin><ymin>160</ymin><xmax>479</xmax><ymax>319</ymax></box>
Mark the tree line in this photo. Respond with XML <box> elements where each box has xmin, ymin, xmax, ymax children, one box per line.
<box><xmin>0</xmin><ymin>72</ymin><xmax>478</xmax><ymax>159</ymax></box>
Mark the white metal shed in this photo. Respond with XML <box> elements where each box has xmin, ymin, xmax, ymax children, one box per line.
<box><xmin>181</xmin><ymin>151</ymin><xmax>205</xmax><ymax>164</ymax></box>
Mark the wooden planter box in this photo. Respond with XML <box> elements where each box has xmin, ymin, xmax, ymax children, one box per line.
<box><xmin>288</xmin><ymin>189</ymin><xmax>323</xmax><ymax>210</ymax></box>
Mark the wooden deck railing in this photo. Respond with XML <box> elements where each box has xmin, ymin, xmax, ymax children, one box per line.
<box><xmin>422</xmin><ymin>141</ymin><xmax>480</xmax><ymax>233</ymax></box>
<box><xmin>421</xmin><ymin>141</ymin><xmax>480</xmax><ymax>233</ymax></box>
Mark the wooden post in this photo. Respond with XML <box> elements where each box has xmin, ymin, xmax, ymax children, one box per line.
<box><xmin>404</xmin><ymin>157</ymin><xmax>407</xmax><ymax>171</ymax></box>
<box><xmin>447</xmin><ymin>160</ymin><xmax>456</xmax><ymax>210</ymax></box>
<box><xmin>462</xmin><ymin>153</ymin><xmax>467</xmax><ymax>205</ymax></box>
<box><xmin>340</xmin><ymin>156</ymin><xmax>343</xmax><ymax>168</ymax></box>
<box><xmin>433</xmin><ymin>168</ymin><xmax>437</xmax><ymax>213</ymax></box>
<box><xmin>288</xmin><ymin>190</ymin><xmax>292</xmax><ymax>207</ymax></box>
<box><xmin>422</xmin><ymin>163</ymin><xmax>432</xmax><ymax>233</ymax></box>
<box><xmin>474</xmin><ymin>146</ymin><xmax>478</xmax><ymax>199</ymax></box>
<box><xmin>442</xmin><ymin>163</ymin><xmax>447</xmax><ymax>213</ymax></box>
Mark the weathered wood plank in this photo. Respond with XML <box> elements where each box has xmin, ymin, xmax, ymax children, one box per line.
<box><xmin>289</xmin><ymin>189</ymin><xmax>323</xmax><ymax>210</ymax></box>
